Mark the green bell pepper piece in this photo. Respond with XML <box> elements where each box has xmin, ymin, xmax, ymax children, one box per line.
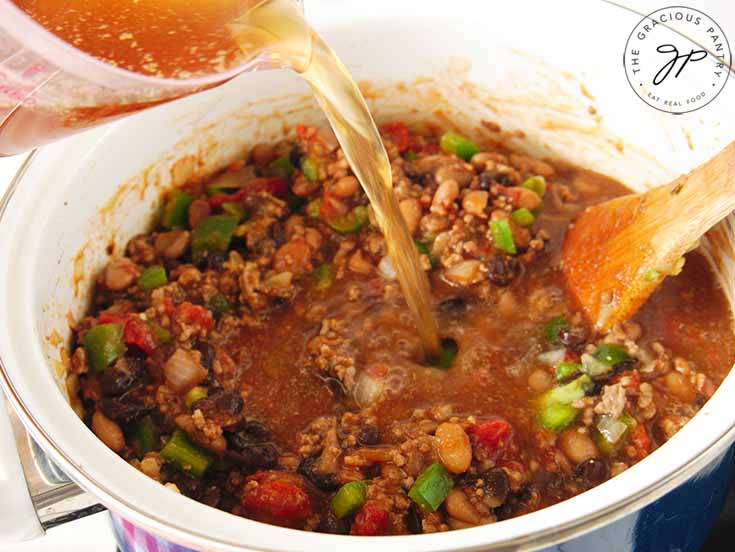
<box><xmin>162</xmin><ymin>191</ymin><xmax>193</xmax><ymax>229</ymax></box>
<box><xmin>191</xmin><ymin>215</ymin><xmax>238</xmax><ymax>258</ymax></box>
<box><xmin>545</xmin><ymin>316</ymin><xmax>570</xmax><ymax>344</ymax></box>
<box><xmin>221</xmin><ymin>202</ymin><xmax>248</xmax><ymax>223</ymax></box>
<box><xmin>300</xmin><ymin>156</ymin><xmax>318</xmax><ymax>181</ymax></box>
<box><xmin>133</xmin><ymin>416</ymin><xmax>156</xmax><ymax>459</ymax></box>
<box><xmin>160</xmin><ymin>429</ymin><xmax>214</xmax><ymax>478</ymax></box>
<box><xmin>331</xmin><ymin>481</ymin><xmax>367</xmax><ymax>518</ymax></box>
<box><xmin>84</xmin><ymin>323</ymin><xmax>126</xmax><ymax>373</ymax></box>
<box><xmin>593</xmin><ymin>344</ymin><xmax>631</xmax><ymax>365</ymax></box>
<box><xmin>184</xmin><ymin>386</ymin><xmax>208</xmax><ymax>408</ymax></box>
<box><xmin>327</xmin><ymin>205</ymin><xmax>369</xmax><ymax>234</ymax></box>
<box><xmin>439</xmin><ymin>131</ymin><xmax>479</xmax><ymax>161</ymax></box>
<box><xmin>511</xmin><ymin>207</ymin><xmax>535</xmax><ymax>227</ymax></box>
<box><xmin>489</xmin><ymin>219</ymin><xmax>517</xmax><ymax>254</ymax></box>
<box><xmin>137</xmin><ymin>265</ymin><xmax>167</xmax><ymax>290</ymax></box>
<box><xmin>268</xmin><ymin>155</ymin><xmax>295</xmax><ymax>178</ymax></box>
<box><xmin>409</xmin><ymin>463</ymin><xmax>453</xmax><ymax>512</ymax></box>
<box><xmin>521</xmin><ymin>175</ymin><xmax>546</xmax><ymax>197</ymax></box>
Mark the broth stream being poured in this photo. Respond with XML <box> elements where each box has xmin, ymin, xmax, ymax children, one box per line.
<box><xmin>230</xmin><ymin>0</ymin><xmax>441</xmax><ymax>355</ymax></box>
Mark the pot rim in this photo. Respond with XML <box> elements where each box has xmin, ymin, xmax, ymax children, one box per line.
<box><xmin>1</xmin><ymin>142</ymin><xmax>735</xmax><ymax>552</ymax></box>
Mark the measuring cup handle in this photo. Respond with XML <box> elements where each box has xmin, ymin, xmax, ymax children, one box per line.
<box><xmin>0</xmin><ymin>392</ymin><xmax>104</xmax><ymax>542</ymax></box>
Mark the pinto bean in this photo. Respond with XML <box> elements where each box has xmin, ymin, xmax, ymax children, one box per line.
<box><xmin>284</xmin><ymin>215</ymin><xmax>305</xmax><ymax>240</ymax></box>
<box><xmin>436</xmin><ymin>163</ymin><xmax>473</xmax><ymax>187</ymax></box>
<box><xmin>444</xmin><ymin>260</ymin><xmax>484</xmax><ymax>286</ymax></box>
<box><xmin>444</xmin><ymin>489</ymin><xmax>484</xmax><ymax>525</ymax></box>
<box><xmin>332</xmin><ymin>175</ymin><xmax>360</xmax><ymax>197</ymax></box>
<box><xmin>558</xmin><ymin>428</ymin><xmax>598</xmax><ymax>465</ymax></box>
<box><xmin>461</xmin><ymin>190</ymin><xmax>488</xmax><ymax>216</ymax></box>
<box><xmin>470</xmin><ymin>152</ymin><xmax>494</xmax><ymax>171</ymax></box>
<box><xmin>431</xmin><ymin>179</ymin><xmax>459</xmax><ymax>215</ymax></box>
<box><xmin>188</xmin><ymin>198</ymin><xmax>211</xmax><ymax>229</ymax></box>
<box><xmin>528</xmin><ymin>369</ymin><xmax>553</xmax><ymax>393</ymax></box>
<box><xmin>92</xmin><ymin>410</ymin><xmax>125</xmax><ymax>452</ymax></box>
<box><xmin>435</xmin><ymin>422</ymin><xmax>472</xmax><ymax>473</ymax></box>
<box><xmin>104</xmin><ymin>258</ymin><xmax>140</xmax><ymax>291</ymax></box>
<box><xmin>273</xmin><ymin>237</ymin><xmax>311</xmax><ymax>275</ymax></box>
<box><xmin>250</xmin><ymin>143</ymin><xmax>276</xmax><ymax>166</ymax></box>
<box><xmin>154</xmin><ymin>230</ymin><xmax>190</xmax><ymax>259</ymax></box>
<box><xmin>513</xmin><ymin>187</ymin><xmax>543</xmax><ymax>210</ymax></box>
<box><xmin>664</xmin><ymin>371</ymin><xmax>696</xmax><ymax>402</ymax></box>
<box><xmin>348</xmin><ymin>250</ymin><xmax>373</xmax><ymax>274</ymax></box>
<box><xmin>399</xmin><ymin>198</ymin><xmax>422</xmax><ymax>235</ymax></box>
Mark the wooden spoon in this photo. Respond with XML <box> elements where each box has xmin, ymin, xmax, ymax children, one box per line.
<box><xmin>562</xmin><ymin>141</ymin><xmax>735</xmax><ymax>332</ymax></box>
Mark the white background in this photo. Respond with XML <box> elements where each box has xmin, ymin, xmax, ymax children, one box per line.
<box><xmin>0</xmin><ymin>0</ymin><xmax>732</xmax><ymax>550</ymax></box>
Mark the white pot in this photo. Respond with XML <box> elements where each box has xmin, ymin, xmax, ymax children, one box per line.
<box><xmin>0</xmin><ymin>1</ymin><xmax>734</xmax><ymax>550</ymax></box>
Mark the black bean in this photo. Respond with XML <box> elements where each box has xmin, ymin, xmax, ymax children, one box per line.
<box><xmin>210</xmin><ymin>389</ymin><xmax>244</xmax><ymax>415</ymax></box>
<box><xmin>477</xmin><ymin>172</ymin><xmax>494</xmax><ymax>190</ymax></box>
<box><xmin>357</xmin><ymin>425</ymin><xmax>380</xmax><ymax>446</ymax></box>
<box><xmin>238</xmin><ymin>420</ymin><xmax>272</xmax><ymax>443</ymax></box>
<box><xmin>402</xmin><ymin>163</ymin><xmax>419</xmax><ymax>180</ymax></box>
<box><xmin>613</xmin><ymin>359</ymin><xmax>637</xmax><ymax>372</ymax></box>
<box><xmin>407</xmin><ymin>503</ymin><xmax>423</xmax><ymax>534</ymax></box>
<box><xmin>269</xmin><ymin>224</ymin><xmax>286</xmax><ymax>248</ymax></box>
<box><xmin>323</xmin><ymin>377</ymin><xmax>346</xmax><ymax>399</ymax></box>
<box><xmin>99</xmin><ymin>359</ymin><xmax>144</xmax><ymax>396</ymax></box>
<box><xmin>225</xmin><ymin>443</ymin><xmax>279</xmax><ymax>469</ymax></box>
<box><xmin>289</xmin><ymin>147</ymin><xmax>301</xmax><ymax>168</ymax></box>
<box><xmin>99</xmin><ymin>397</ymin><xmax>153</xmax><ymax>424</ymax></box>
<box><xmin>438</xmin><ymin>296</ymin><xmax>467</xmax><ymax>314</ymax></box>
<box><xmin>494</xmin><ymin>173</ymin><xmax>511</xmax><ymax>186</ymax></box>
<box><xmin>206</xmin><ymin>252</ymin><xmax>226</xmax><ymax>270</ymax></box>
<box><xmin>487</xmin><ymin>255</ymin><xmax>519</xmax><ymax>287</ymax></box>
<box><xmin>558</xmin><ymin>327</ymin><xmax>588</xmax><ymax>353</ymax></box>
<box><xmin>575</xmin><ymin>458</ymin><xmax>609</xmax><ymax>487</ymax></box>
<box><xmin>319</xmin><ymin>511</ymin><xmax>349</xmax><ymax>534</ymax></box>
<box><xmin>542</xmin><ymin>473</ymin><xmax>567</xmax><ymax>501</ymax></box>
<box><xmin>194</xmin><ymin>341</ymin><xmax>216</xmax><ymax>370</ymax></box>
<box><xmin>484</xmin><ymin>468</ymin><xmax>510</xmax><ymax>505</ymax></box>
<box><xmin>227</xmin><ymin>420</ymin><xmax>273</xmax><ymax>453</ymax></box>
<box><xmin>298</xmin><ymin>456</ymin><xmax>339</xmax><ymax>491</ymax></box>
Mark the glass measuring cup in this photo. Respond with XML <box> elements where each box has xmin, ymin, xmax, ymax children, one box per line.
<box><xmin>0</xmin><ymin>0</ymin><xmax>302</xmax><ymax>156</ymax></box>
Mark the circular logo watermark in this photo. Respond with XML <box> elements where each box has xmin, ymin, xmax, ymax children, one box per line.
<box><xmin>624</xmin><ymin>6</ymin><xmax>731</xmax><ymax>114</ymax></box>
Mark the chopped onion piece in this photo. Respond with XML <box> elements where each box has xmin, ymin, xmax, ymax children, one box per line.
<box><xmin>537</xmin><ymin>348</ymin><xmax>566</xmax><ymax>366</ymax></box>
<box><xmin>354</xmin><ymin>371</ymin><xmax>385</xmax><ymax>407</ymax></box>
<box><xmin>378</xmin><ymin>256</ymin><xmax>397</xmax><ymax>280</ymax></box>
<box><xmin>164</xmin><ymin>348</ymin><xmax>207</xmax><ymax>393</ymax></box>
<box><xmin>596</xmin><ymin>415</ymin><xmax>628</xmax><ymax>445</ymax></box>
<box><xmin>581</xmin><ymin>353</ymin><xmax>613</xmax><ymax>377</ymax></box>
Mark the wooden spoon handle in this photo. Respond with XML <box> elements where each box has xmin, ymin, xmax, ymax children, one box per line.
<box><xmin>634</xmin><ymin>141</ymin><xmax>735</xmax><ymax>264</ymax></box>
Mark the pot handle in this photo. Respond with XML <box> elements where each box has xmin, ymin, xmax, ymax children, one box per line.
<box><xmin>0</xmin><ymin>393</ymin><xmax>105</xmax><ymax>542</ymax></box>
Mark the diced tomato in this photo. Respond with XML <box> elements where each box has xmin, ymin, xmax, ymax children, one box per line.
<box><xmin>350</xmin><ymin>502</ymin><xmax>391</xmax><ymax>536</ymax></box>
<box><xmin>242</xmin><ymin>477</ymin><xmax>311</xmax><ymax>521</ymax></box>
<box><xmin>175</xmin><ymin>302</ymin><xmax>214</xmax><ymax>331</ymax></box>
<box><xmin>471</xmin><ymin>419</ymin><xmax>512</xmax><ymax>453</ymax></box>
<box><xmin>122</xmin><ymin>317</ymin><xmax>157</xmax><ymax>355</ymax></box>
<box><xmin>418</xmin><ymin>143</ymin><xmax>439</xmax><ymax>155</ymax></box>
<box><xmin>380</xmin><ymin>121</ymin><xmax>414</xmax><ymax>153</ymax></box>
<box><xmin>207</xmin><ymin>177</ymin><xmax>287</xmax><ymax>208</ymax></box>
<box><xmin>227</xmin><ymin>159</ymin><xmax>245</xmax><ymax>171</ymax></box>
<box><xmin>630</xmin><ymin>424</ymin><xmax>652</xmax><ymax>461</ymax></box>
<box><xmin>564</xmin><ymin>350</ymin><xmax>581</xmax><ymax>363</ymax></box>
<box><xmin>96</xmin><ymin>311</ymin><xmax>132</xmax><ymax>325</ymax></box>
<box><xmin>162</xmin><ymin>297</ymin><xmax>176</xmax><ymax>317</ymax></box>
<box><xmin>295</xmin><ymin>124</ymin><xmax>314</xmax><ymax>142</ymax></box>
<box><xmin>319</xmin><ymin>193</ymin><xmax>348</xmax><ymax>221</ymax></box>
